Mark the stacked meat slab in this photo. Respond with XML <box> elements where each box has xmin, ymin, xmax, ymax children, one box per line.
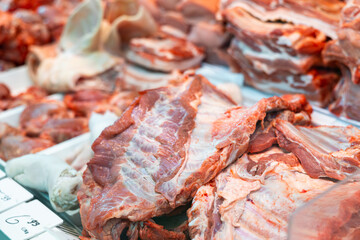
<box><xmin>78</xmin><ymin>73</ymin><xmax>360</xmax><ymax>240</ymax></box>
<box><xmin>222</xmin><ymin>0</ymin><xmax>343</xmax><ymax>107</ymax></box>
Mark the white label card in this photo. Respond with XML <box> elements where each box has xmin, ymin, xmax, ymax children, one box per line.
<box><xmin>0</xmin><ymin>178</ymin><xmax>33</xmax><ymax>213</ymax></box>
<box><xmin>0</xmin><ymin>200</ymin><xmax>63</xmax><ymax>240</ymax></box>
<box><xmin>0</xmin><ymin>170</ymin><xmax>5</xmax><ymax>179</ymax></box>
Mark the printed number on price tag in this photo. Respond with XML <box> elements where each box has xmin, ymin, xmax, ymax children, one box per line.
<box><xmin>0</xmin><ymin>200</ymin><xmax>63</xmax><ymax>240</ymax></box>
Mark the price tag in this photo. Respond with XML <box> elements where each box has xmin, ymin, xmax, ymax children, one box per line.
<box><xmin>31</xmin><ymin>228</ymin><xmax>79</xmax><ymax>240</ymax></box>
<box><xmin>0</xmin><ymin>200</ymin><xmax>63</xmax><ymax>240</ymax></box>
<box><xmin>0</xmin><ymin>178</ymin><xmax>33</xmax><ymax>213</ymax></box>
<box><xmin>0</xmin><ymin>170</ymin><xmax>5</xmax><ymax>179</ymax></box>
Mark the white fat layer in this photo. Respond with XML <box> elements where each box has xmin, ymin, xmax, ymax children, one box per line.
<box><xmin>126</xmin><ymin>50</ymin><xmax>204</xmax><ymax>72</ymax></box>
<box><xmin>164</xmin><ymin>86</ymin><xmax>235</xmax><ymax>202</ymax></box>
<box><xmin>235</xmin><ymin>40</ymin><xmax>311</xmax><ymax>75</ymax></box>
<box><xmin>245</xmin><ymin>73</ymin><xmax>316</xmax><ymax>97</ymax></box>
<box><xmin>226</xmin><ymin>1</ymin><xmax>338</xmax><ymax>39</ymax></box>
<box><xmin>131</xmin><ymin>38</ymin><xmax>201</xmax><ymax>60</ymax></box>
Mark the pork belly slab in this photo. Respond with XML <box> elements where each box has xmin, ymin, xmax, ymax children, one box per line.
<box><xmin>225</xmin><ymin>7</ymin><xmax>340</xmax><ymax>106</ymax></box>
<box><xmin>78</xmin><ymin>74</ymin><xmax>311</xmax><ymax>239</ymax></box>
<box><xmin>188</xmin><ymin>147</ymin><xmax>334</xmax><ymax>240</ymax></box>
<box><xmin>222</xmin><ymin>0</ymin><xmax>344</xmax><ymax>39</ymax></box>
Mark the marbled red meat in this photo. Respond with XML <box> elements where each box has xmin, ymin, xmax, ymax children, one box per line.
<box><xmin>0</xmin><ymin>10</ymin><xmax>50</xmax><ymax>65</ymax></box>
<box><xmin>64</xmin><ymin>90</ymin><xmax>112</xmax><ymax>117</ymax></box>
<box><xmin>0</xmin><ymin>0</ymin><xmax>81</xmax><ymax>69</ymax></box>
<box><xmin>39</xmin><ymin>117</ymin><xmax>88</xmax><ymax>143</ymax></box>
<box><xmin>20</xmin><ymin>99</ymin><xmax>72</xmax><ymax>136</ymax></box>
<box><xmin>78</xmin><ymin>74</ymin><xmax>311</xmax><ymax>239</ymax></box>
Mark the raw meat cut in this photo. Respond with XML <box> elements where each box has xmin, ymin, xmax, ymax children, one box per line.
<box><xmin>323</xmin><ymin>0</ymin><xmax>360</xmax><ymax>121</ymax></box>
<box><xmin>221</xmin><ymin>0</ymin><xmax>344</xmax><ymax>39</ymax></box>
<box><xmin>64</xmin><ymin>89</ymin><xmax>139</xmax><ymax>117</ymax></box>
<box><xmin>289</xmin><ymin>172</ymin><xmax>360</xmax><ymax>240</ymax></box>
<box><xmin>275</xmin><ymin>119</ymin><xmax>360</xmax><ymax>180</ymax></box>
<box><xmin>225</xmin><ymin>7</ymin><xmax>326</xmax><ymax>74</ymax></box>
<box><xmin>78</xmin><ymin>74</ymin><xmax>311</xmax><ymax>239</ymax></box>
<box><xmin>20</xmin><ymin>99</ymin><xmax>71</xmax><ymax>136</ymax></box>
<box><xmin>0</xmin><ymin>0</ymin><xmax>81</xmax><ymax>70</ymax></box>
<box><xmin>188</xmin><ymin>147</ymin><xmax>334</xmax><ymax>240</ymax></box>
<box><xmin>107</xmin><ymin>91</ymin><xmax>139</xmax><ymax>115</ymax></box>
<box><xmin>126</xmin><ymin>34</ymin><xmax>205</xmax><ymax>72</ymax></box>
<box><xmin>0</xmin><ymin>84</ymin><xmax>48</xmax><ymax>111</ymax></box>
<box><xmin>225</xmin><ymin>7</ymin><xmax>340</xmax><ymax>106</ymax></box>
<box><xmin>248</xmin><ymin>107</ymin><xmax>311</xmax><ymax>153</ymax></box>
<box><xmin>0</xmin><ymin>10</ymin><xmax>50</xmax><ymax>66</ymax></box>
<box><xmin>0</xmin><ymin>135</ymin><xmax>53</xmax><ymax>161</ymax></box>
<box><xmin>64</xmin><ymin>90</ymin><xmax>112</xmax><ymax>117</ymax></box>
<box><xmin>39</xmin><ymin>117</ymin><xmax>88</xmax><ymax>143</ymax></box>
<box><xmin>6</xmin><ymin>86</ymin><xmax>48</xmax><ymax>109</ymax></box>
<box><xmin>141</xmin><ymin>0</ymin><xmax>233</xmax><ymax>66</ymax></box>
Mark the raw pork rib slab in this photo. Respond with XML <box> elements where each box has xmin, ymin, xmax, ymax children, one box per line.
<box><xmin>188</xmin><ymin>147</ymin><xmax>334</xmax><ymax>240</ymax></box>
<box><xmin>78</xmin><ymin>74</ymin><xmax>311</xmax><ymax>239</ymax></box>
<box><xmin>275</xmin><ymin>119</ymin><xmax>360</xmax><ymax>180</ymax></box>
<box><xmin>222</xmin><ymin>0</ymin><xmax>344</xmax><ymax>39</ymax></box>
<box><xmin>225</xmin><ymin>7</ymin><xmax>340</xmax><ymax>106</ymax></box>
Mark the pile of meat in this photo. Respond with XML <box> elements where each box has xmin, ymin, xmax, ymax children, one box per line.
<box><xmin>78</xmin><ymin>74</ymin><xmax>360</xmax><ymax>240</ymax></box>
<box><xmin>136</xmin><ymin>0</ymin><xmax>360</xmax><ymax>122</ymax></box>
<box><xmin>0</xmin><ymin>98</ymin><xmax>87</xmax><ymax>161</ymax></box>
<box><xmin>0</xmin><ymin>88</ymin><xmax>139</xmax><ymax>161</ymax></box>
<box><xmin>140</xmin><ymin>0</ymin><xmax>231</xmax><ymax>67</ymax></box>
<box><xmin>221</xmin><ymin>0</ymin><xmax>360</xmax><ymax>120</ymax></box>
<box><xmin>0</xmin><ymin>0</ymin><xmax>81</xmax><ymax>70</ymax></box>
